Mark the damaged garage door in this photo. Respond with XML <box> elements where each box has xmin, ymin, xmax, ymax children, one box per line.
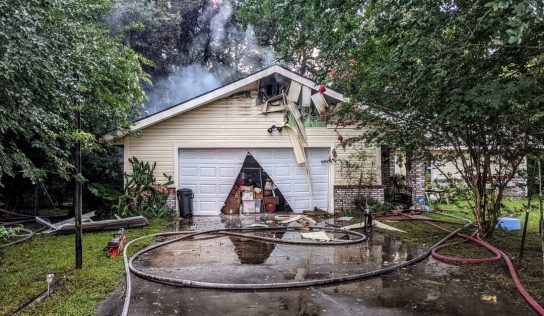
<box><xmin>179</xmin><ymin>148</ymin><xmax>330</xmax><ymax>215</ymax></box>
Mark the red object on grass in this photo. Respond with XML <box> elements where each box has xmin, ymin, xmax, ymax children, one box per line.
<box><xmin>106</xmin><ymin>229</ymin><xmax>126</xmax><ymax>258</ymax></box>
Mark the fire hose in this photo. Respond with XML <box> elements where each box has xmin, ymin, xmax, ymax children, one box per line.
<box><xmin>121</xmin><ymin>211</ymin><xmax>544</xmax><ymax>316</ymax></box>
<box><xmin>0</xmin><ymin>226</ymin><xmax>34</xmax><ymax>249</ymax></box>
<box><xmin>397</xmin><ymin>213</ymin><xmax>544</xmax><ymax>315</ymax></box>
<box><xmin>121</xmin><ymin>220</ymin><xmax>472</xmax><ymax>316</ymax></box>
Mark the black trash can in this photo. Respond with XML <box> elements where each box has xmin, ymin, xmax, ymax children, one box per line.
<box><xmin>177</xmin><ymin>188</ymin><xmax>194</xmax><ymax>218</ymax></box>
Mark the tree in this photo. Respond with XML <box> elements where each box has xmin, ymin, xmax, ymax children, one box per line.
<box><xmin>0</xmin><ymin>0</ymin><xmax>149</xmax><ymax>185</ymax></box>
<box><xmin>110</xmin><ymin>0</ymin><xmax>274</xmax><ymax>81</ymax></box>
<box><xmin>239</xmin><ymin>0</ymin><xmax>544</xmax><ymax>235</ymax></box>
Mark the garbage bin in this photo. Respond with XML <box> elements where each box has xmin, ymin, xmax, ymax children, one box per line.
<box><xmin>177</xmin><ymin>188</ymin><xmax>194</xmax><ymax>218</ymax></box>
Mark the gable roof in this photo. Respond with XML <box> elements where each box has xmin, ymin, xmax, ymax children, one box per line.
<box><xmin>104</xmin><ymin>65</ymin><xmax>345</xmax><ymax>141</ymax></box>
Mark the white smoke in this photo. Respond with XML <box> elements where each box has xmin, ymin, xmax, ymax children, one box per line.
<box><xmin>140</xmin><ymin>0</ymin><xmax>276</xmax><ymax>115</ymax></box>
<box><xmin>144</xmin><ymin>64</ymin><xmax>222</xmax><ymax>115</ymax></box>
<box><xmin>210</xmin><ymin>1</ymin><xmax>232</xmax><ymax>45</ymax></box>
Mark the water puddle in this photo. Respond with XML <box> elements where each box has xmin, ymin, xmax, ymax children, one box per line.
<box><xmin>99</xmin><ymin>216</ymin><xmax>536</xmax><ymax>316</ymax></box>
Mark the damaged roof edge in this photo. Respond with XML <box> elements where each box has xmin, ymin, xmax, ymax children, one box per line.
<box><xmin>102</xmin><ymin>64</ymin><xmax>346</xmax><ymax>142</ymax></box>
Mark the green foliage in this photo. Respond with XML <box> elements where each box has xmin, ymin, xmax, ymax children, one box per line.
<box><xmin>0</xmin><ymin>0</ymin><xmax>149</xmax><ymax>184</ymax></box>
<box><xmin>352</xmin><ymin>194</ymin><xmax>391</xmax><ymax>214</ymax></box>
<box><xmin>391</xmin><ymin>173</ymin><xmax>406</xmax><ymax>187</ymax></box>
<box><xmin>0</xmin><ymin>226</ymin><xmax>19</xmax><ymax>239</ymax></box>
<box><xmin>90</xmin><ymin>157</ymin><xmax>174</xmax><ymax>218</ymax></box>
<box><xmin>0</xmin><ymin>219</ymin><xmax>167</xmax><ymax>315</ymax></box>
<box><xmin>240</xmin><ymin>0</ymin><xmax>544</xmax><ymax>235</ymax></box>
<box><xmin>111</xmin><ymin>0</ymin><xmax>272</xmax><ymax>79</ymax></box>
<box><xmin>237</xmin><ymin>0</ymin><xmax>361</xmax><ymax>76</ymax></box>
<box><xmin>439</xmin><ymin>179</ymin><xmax>472</xmax><ymax>204</ymax></box>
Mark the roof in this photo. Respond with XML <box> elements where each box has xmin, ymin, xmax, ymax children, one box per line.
<box><xmin>103</xmin><ymin>65</ymin><xmax>346</xmax><ymax>141</ymax></box>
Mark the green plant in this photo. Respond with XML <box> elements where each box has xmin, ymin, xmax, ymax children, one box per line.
<box><xmin>352</xmin><ymin>195</ymin><xmax>391</xmax><ymax>214</ymax></box>
<box><xmin>0</xmin><ymin>0</ymin><xmax>149</xmax><ymax>186</ymax></box>
<box><xmin>89</xmin><ymin>157</ymin><xmax>174</xmax><ymax>218</ymax></box>
<box><xmin>442</xmin><ymin>180</ymin><xmax>471</xmax><ymax>202</ymax></box>
<box><xmin>239</xmin><ymin>0</ymin><xmax>544</xmax><ymax>237</ymax></box>
<box><xmin>0</xmin><ymin>226</ymin><xmax>19</xmax><ymax>239</ymax></box>
<box><xmin>391</xmin><ymin>173</ymin><xmax>406</xmax><ymax>186</ymax></box>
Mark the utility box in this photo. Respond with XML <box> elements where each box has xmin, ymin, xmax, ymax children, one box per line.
<box><xmin>497</xmin><ymin>217</ymin><xmax>521</xmax><ymax>231</ymax></box>
<box><xmin>177</xmin><ymin>188</ymin><xmax>194</xmax><ymax>218</ymax></box>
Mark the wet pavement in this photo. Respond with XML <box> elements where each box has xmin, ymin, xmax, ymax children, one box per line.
<box><xmin>97</xmin><ymin>215</ymin><xmax>535</xmax><ymax>315</ymax></box>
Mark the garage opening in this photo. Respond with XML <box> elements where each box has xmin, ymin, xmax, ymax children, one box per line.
<box><xmin>221</xmin><ymin>152</ymin><xmax>292</xmax><ymax>214</ymax></box>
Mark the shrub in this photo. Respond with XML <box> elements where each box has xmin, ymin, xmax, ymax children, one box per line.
<box><xmin>352</xmin><ymin>194</ymin><xmax>391</xmax><ymax>214</ymax></box>
<box><xmin>89</xmin><ymin>157</ymin><xmax>174</xmax><ymax>218</ymax></box>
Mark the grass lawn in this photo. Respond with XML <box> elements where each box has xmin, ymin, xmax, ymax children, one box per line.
<box><xmin>374</xmin><ymin>197</ymin><xmax>544</xmax><ymax>304</ymax></box>
<box><xmin>0</xmin><ymin>219</ymin><xmax>167</xmax><ymax>315</ymax></box>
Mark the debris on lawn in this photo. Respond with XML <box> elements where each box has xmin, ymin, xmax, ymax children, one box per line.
<box><xmin>279</xmin><ymin>215</ymin><xmax>302</xmax><ymax>224</ymax></box>
<box><xmin>481</xmin><ymin>294</ymin><xmax>498</xmax><ymax>303</ymax></box>
<box><xmin>340</xmin><ymin>221</ymin><xmax>406</xmax><ymax>233</ymax></box>
<box><xmin>0</xmin><ymin>226</ymin><xmax>34</xmax><ymax>249</ymax></box>
<box><xmin>248</xmin><ymin>223</ymin><xmax>268</xmax><ymax>228</ymax></box>
<box><xmin>374</xmin><ymin>221</ymin><xmax>406</xmax><ymax>233</ymax></box>
<box><xmin>36</xmin><ymin>215</ymin><xmax>149</xmax><ymax>234</ymax></box>
<box><xmin>303</xmin><ymin>208</ymin><xmax>331</xmax><ymax>218</ymax></box>
<box><xmin>300</xmin><ymin>231</ymin><xmax>330</xmax><ymax>241</ymax></box>
<box><xmin>53</xmin><ymin>211</ymin><xmax>96</xmax><ymax>227</ymax></box>
<box><xmin>277</xmin><ymin>214</ymin><xmax>316</xmax><ymax>226</ymax></box>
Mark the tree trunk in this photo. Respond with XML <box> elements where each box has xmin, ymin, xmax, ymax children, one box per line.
<box><xmin>473</xmin><ymin>188</ymin><xmax>485</xmax><ymax>235</ymax></box>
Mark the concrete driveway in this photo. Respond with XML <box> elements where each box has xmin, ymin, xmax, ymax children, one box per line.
<box><xmin>97</xmin><ymin>215</ymin><xmax>534</xmax><ymax>316</ymax></box>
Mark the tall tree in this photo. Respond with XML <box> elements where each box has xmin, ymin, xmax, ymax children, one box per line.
<box><xmin>0</xmin><ymin>0</ymin><xmax>149</xmax><ymax>184</ymax></box>
<box><xmin>109</xmin><ymin>0</ymin><xmax>274</xmax><ymax>80</ymax></box>
<box><xmin>239</xmin><ymin>0</ymin><xmax>544</xmax><ymax>235</ymax></box>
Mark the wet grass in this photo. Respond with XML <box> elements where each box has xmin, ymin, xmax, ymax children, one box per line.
<box><xmin>0</xmin><ymin>219</ymin><xmax>167</xmax><ymax>316</ymax></box>
<box><xmin>375</xmin><ymin>198</ymin><xmax>544</xmax><ymax>305</ymax></box>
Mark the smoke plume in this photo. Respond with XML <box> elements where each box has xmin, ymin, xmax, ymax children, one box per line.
<box><xmin>108</xmin><ymin>0</ymin><xmax>276</xmax><ymax>116</ymax></box>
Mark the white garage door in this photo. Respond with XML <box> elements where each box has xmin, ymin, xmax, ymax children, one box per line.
<box><xmin>178</xmin><ymin>148</ymin><xmax>331</xmax><ymax>215</ymax></box>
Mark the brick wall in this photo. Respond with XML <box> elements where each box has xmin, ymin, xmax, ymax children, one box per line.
<box><xmin>334</xmin><ymin>185</ymin><xmax>385</xmax><ymax>212</ymax></box>
<box><xmin>409</xmin><ymin>155</ymin><xmax>425</xmax><ymax>206</ymax></box>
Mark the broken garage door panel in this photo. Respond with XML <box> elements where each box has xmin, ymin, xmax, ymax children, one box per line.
<box><xmin>287</xmin><ymin>81</ymin><xmax>302</xmax><ymax>103</ymax></box>
<box><xmin>311</xmin><ymin>92</ymin><xmax>329</xmax><ymax>114</ymax></box>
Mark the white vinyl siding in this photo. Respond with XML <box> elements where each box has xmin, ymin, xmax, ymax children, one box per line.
<box><xmin>124</xmin><ymin>95</ymin><xmax>380</xmax><ymax>185</ymax></box>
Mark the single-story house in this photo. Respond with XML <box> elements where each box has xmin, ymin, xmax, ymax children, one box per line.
<box><xmin>392</xmin><ymin>150</ymin><xmax>527</xmax><ymax>198</ymax></box>
<box><xmin>106</xmin><ymin>65</ymin><xmax>386</xmax><ymax>215</ymax></box>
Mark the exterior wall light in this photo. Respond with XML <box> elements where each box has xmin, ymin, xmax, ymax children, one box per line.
<box><xmin>267</xmin><ymin>124</ymin><xmax>282</xmax><ymax>133</ymax></box>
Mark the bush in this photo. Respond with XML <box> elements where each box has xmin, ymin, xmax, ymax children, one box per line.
<box><xmin>352</xmin><ymin>194</ymin><xmax>391</xmax><ymax>214</ymax></box>
<box><xmin>89</xmin><ymin>157</ymin><xmax>174</xmax><ymax>218</ymax></box>
<box><xmin>436</xmin><ymin>179</ymin><xmax>472</xmax><ymax>203</ymax></box>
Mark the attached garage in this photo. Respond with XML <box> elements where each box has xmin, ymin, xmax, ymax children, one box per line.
<box><xmin>110</xmin><ymin>65</ymin><xmax>384</xmax><ymax>214</ymax></box>
<box><xmin>178</xmin><ymin>148</ymin><xmax>332</xmax><ymax>215</ymax></box>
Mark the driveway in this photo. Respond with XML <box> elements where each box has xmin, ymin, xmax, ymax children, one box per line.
<box><xmin>97</xmin><ymin>216</ymin><xmax>534</xmax><ymax>316</ymax></box>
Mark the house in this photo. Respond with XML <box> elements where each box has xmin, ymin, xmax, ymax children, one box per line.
<box><xmin>106</xmin><ymin>65</ymin><xmax>389</xmax><ymax>215</ymax></box>
<box><xmin>391</xmin><ymin>149</ymin><xmax>527</xmax><ymax>198</ymax></box>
